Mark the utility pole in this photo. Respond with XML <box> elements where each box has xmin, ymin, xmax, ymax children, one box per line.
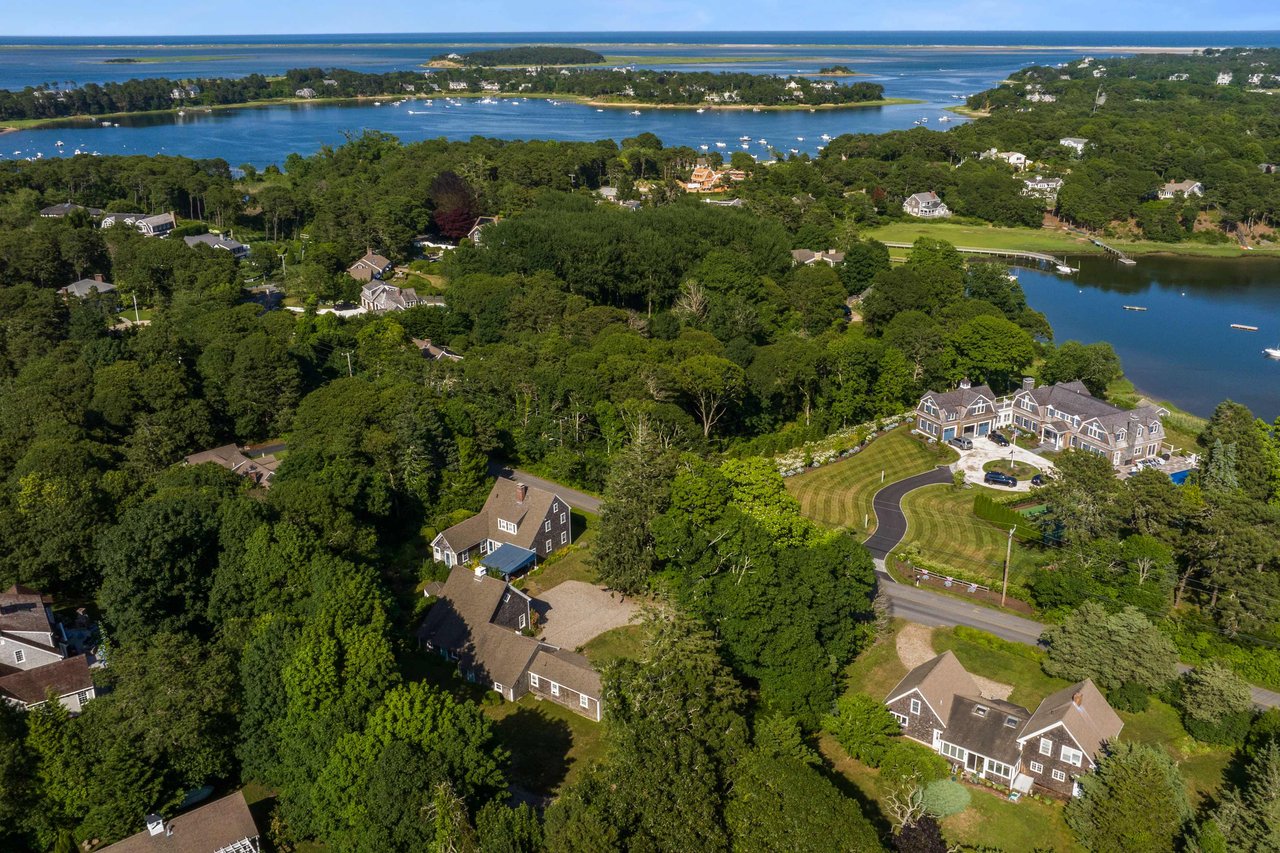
<box><xmin>1002</xmin><ymin>526</ymin><xmax>1013</xmax><ymax>607</ymax></box>
<box><xmin>344</xmin><ymin>351</ymin><xmax>353</xmax><ymax>377</ymax></box>
<box><xmin>132</xmin><ymin>293</ymin><xmax>140</xmax><ymax>323</ymax></box>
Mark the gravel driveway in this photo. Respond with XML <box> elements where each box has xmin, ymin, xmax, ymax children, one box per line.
<box><xmin>953</xmin><ymin>437</ymin><xmax>1053</xmax><ymax>492</ymax></box>
<box><xmin>535</xmin><ymin>581</ymin><xmax>638</xmax><ymax>649</ymax></box>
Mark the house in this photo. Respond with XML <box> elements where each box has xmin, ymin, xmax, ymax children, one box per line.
<box><xmin>360</xmin><ymin>282</ymin><xmax>421</xmax><ymax>312</ymax></box>
<box><xmin>99</xmin><ymin>791</ymin><xmax>261</xmax><ymax>853</ymax></box>
<box><xmin>1261</xmin><ymin>163</ymin><xmax>1278</xmax><ymax>175</ymax></box>
<box><xmin>467</xmin><ymin>216</ymin><xmax>500</xmax><ymax>244</ymax></box>
<box><xmin>448</xmin><ymin>80</ymin><xmax>470</xmax><ymax>91</ymax></box>
<box><xmin>0</xmin><ymin>585</ymin><xmax>67</xmax><ymax>671</ymax></box>
<box><xmin>1216</xmin><ymin>71</ymin><xmax>1234</xmax><ymax>86</ymax></box>
<box><xmin>347</xmin><ymin>250</ymin><xmax>395</xmax><ymax>282</ymax></box>
<box><xmin>981</xmin><ymin>149</ymin><xmax>1028</xmax><ymax>171</ymax></box>
<box><xmin>685</xmin><ymin>165</ymin><xmax>723</xmax><ymax>192</ymax></box>
<box><xmin>1005</xmin><ymin>379</ymin><xmax>1168</xmax><ymax>467</ymax></box>
<box><xmin>1059</xmin><ymin>137</ymin><xmax>1088</xmax><ymax>155</ymax></box>
<box><xmin>791</xmin><ymin>248</ymin><xmax>846</xmax><ymax>266</ymax></box>
<box><xmin>432</xmin><ymin>478</ymin><xmax>572</xmax><ymax>569</ymax></box>
<box><xmin>413</xmin><ymin>338</ymin><xmax>463</xmax><ymax>362</ymax></box>
<box><xmin>295</xmin><ymin>87</ymin><xmax>317</xmax><ymax>98</ymax></box>
<box><xmin>1168</xmin><ymin>73</ymin><xmax>1189</xmax><ymax>81</ymax></box>
<box><xmin>58</xmin><ymin>274</ymin><xmax>117</xmax><ymax>299</ymax></box>
<box><xmin>1157</xmin><ymin>179</ymin><xmax>1204</xmax><ymax>200</ymax></box>
<box><xmin>903</xmin><ymin>191</ymin><xmax>951</xmax><ymax>218</ymax></box>
<box><xmin>1022</xmin><ymin>175</ymin><xmax>1064</xmax><ymax>201</ymax></box>
<box><xmin>136</xmin><ymin>212</ymin><xmax>177</xmax><ymax>238</ymax></box>
<box><xmin>417</xmin><ymin>565</ymin><xmax>603</xmax><ymax>720</ymax></box>
<box><xmin>184</xmin><ymin>233</ymin><xmax>250</xmax><ymax>259</ymax></box>
<box><xmin>885</xmin><ymin>651</ymin><xmax>1123</xmax><ymax>798</ymax></box>
<box><xmin>914</xmin><ymin>379</ymin><xmax>1000</xmax><ymax>442</ymax></box>
<box><xmin>184</xmin><ymin>444</ymin><xmax>279</xmax><ymax>487</ymax></box>
<box><xmin>0</xmin><ymin>655</ymin><xmax>96</xmax><ymax>713</ymax></box>
<box><xmin>40</xmin><ymin>202</ymin><xmax>102</xmax><ymax>218</ymax></box>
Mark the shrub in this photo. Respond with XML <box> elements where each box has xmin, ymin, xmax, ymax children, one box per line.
<box><xmin>1108</xmin><ymin>681</ymin><xmax>1150</xmax><ymax>713</ymax></box>
<box><xmin>822</xmin><ymin>693</ymin><xmax>901</xmax><ymax>767</ymax></box>
<box><xmin>1177</xmin><ymin>662</ymin><xmax>1254</xmax><ymax>745</ymax></box>
<box><xmin>920</xmin><ymin>779</ymin><xmax>971</xmax><ymax>818</ymax></box>
<box><xmin>953</xmin><ymin>625</ymin><xmax>1042</xmax><ymax>661</ymax></box>
<box><xmin>879</xmin><ymin>740</ymin><xmax>949</xmax><ymax>787</ymax></box>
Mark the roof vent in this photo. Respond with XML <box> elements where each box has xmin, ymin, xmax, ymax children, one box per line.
<box><xmin>145</xmin><ymin>814</ymin><xmax>165</xmax><ymax>837</ymax></box>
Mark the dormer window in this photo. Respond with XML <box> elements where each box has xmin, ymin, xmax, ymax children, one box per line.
<box><xmin>973</xmin><ymin>705</ymin><xmax>988</xmax><ymax>718</ymax></box>
<box><xmin>1004</xmin><ymin>716</ymin><xmax>1019</xmax><ymax>728</ymax></box>
<box><xmin>497</xmin><ymin>519</ymin><xmax>517</xmax><ymax>535</ymax></box>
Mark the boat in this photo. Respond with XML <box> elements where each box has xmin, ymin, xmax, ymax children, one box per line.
<box><xmin>1264</xmin><ymin>346</ymin><xmax>1280</xmax><ymax>359</ymax></box>
<box><xmin>820</xmin><ymin>133</ymin><xmax>831</xmax><ymax>141</ymax></box>
<box><xmin>596</xmin><ymin>108</ymin><xmax>604</xmax><ymax>112</ymax></box>
<box><xmin>1055</xmin><ymin>264</ymin><xmax>1076</xmax><ymax>274</ymax></box>
<box><xmin>176</xmin><ymin>110</ymin><xmax>185</xmax><ymax>116</ymax></box>
<box><xmin>739</xmin><ymin>135</ymin><xmax>751</xmax><ymax>141</ymax></box>
<box><xmin>715</xmin><ymin>141</ymin><xmax>726</xmax><ymax>148</ymax></box>
<box><xmin>796</xmin><ymin>136</ymin><xmax>804</xmax><ymax>141</ymax></box>
<box><xmin>1232</xmin><ymin>324</ymin><xmax>1259</xmax><ymax>331</ymax></box>
<box><xmin>101</xmin><ymin>121</ymin><xmax>111</xmax><ymax>127</ymax></box>
<box><xmin>920</xmin><ymin>117</ymin><xmax>928</xmax><ymax>123</ymax></box>
<box><xmin>1123</xmin><ymin>305</ymin><xmax>1147</xmax><ymax>311</ymax></box>
<box><xmin>630</xmin><ymin>110</ymin><xmax>641</xmax><ymax>116</ymax></box>
<box><xmin>752</xmin><ymin>106</ymin><xmax>761</xmax><ymax>112</ymax></box>
<box><xmin>696</xmin><ymin>108</ymin><xmax>705</xmax><ymax>113</ymax></box>
<box><xmin>938</xmin><ymin>115</ymin><xmax>951</xmax><ymax>122</ymax></box>
<box><xmin>699</xmin><ymin>144</ymin><xmax>709</xmax><ymax>151</ymax></box>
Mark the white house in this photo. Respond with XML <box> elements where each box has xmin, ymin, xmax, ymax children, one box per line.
<box><xmin>1157</xmin><ymin>180</ymin><xmax>1204</xmax><ymax>200</ymax></box>
<box><xmin>1059</xmin><ymin>137</ymin><xmax>1088</xmax><ymax>155</ymax></box>
<box><xmin>903</xmin><ymin>191</ymin><xmax>951</xmax><ymax>218</ymax></box>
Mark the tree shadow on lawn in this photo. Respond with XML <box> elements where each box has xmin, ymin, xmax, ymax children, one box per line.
<box><xmin>492</xmin><ymin>705</ymin><xmax>574</xmax><ymax>795</ymax></box>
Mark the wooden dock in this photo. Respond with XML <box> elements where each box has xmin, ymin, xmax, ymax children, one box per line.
<box><xmin>880</xmin><ymin>242</ymin><xmax>1076</xmax><ymax>273</ymax></box>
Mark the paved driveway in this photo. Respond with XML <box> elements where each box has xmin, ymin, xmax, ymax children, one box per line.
<box><xmin>535</xmin><ymin>581</ymin><xmax>637</xmax><ymax>649</ymax></box>
<box><xmin>953</xmin><ymin>437</ymin><xmax>1053</xmax><ymax>492</ymax></box>
<box><xmin>862</xmin><ymin>466</ymin><xmax>954</xmax><ymax>559</ymax></box>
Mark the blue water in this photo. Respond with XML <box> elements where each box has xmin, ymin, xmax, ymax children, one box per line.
<box><xmin>1016</xmin><ymin>255</ymin><xmax>1280</xmax><ymax>419</ymax></box>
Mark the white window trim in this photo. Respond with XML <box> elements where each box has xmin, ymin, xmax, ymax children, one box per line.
<box><xmin>493</xmin><ymin>682</ymin><xmax>504</xmax><ymax>694</ymax></box>
<box><xmin>545</xmin><ymin>539</ymin><xmax>552</xmax><ymax>551</ymax></box>
<box><xmin>559</xmin><ymin>512</ymin><xmax>566</xmax><ymax>524</ymax></box>
<box><xmin>76</xmin><ymin>690</ymin><xmax>90</xmax><ymax>705</ymax></box>
<box><xmin>544</xmin><ymin>520</ymin><xmax>551</xmax><ymax>532</ymax></box>
<box><xmin>1039</xmin><ymin>737</ymin><xmax>1052</xmax><ymax>756</ymax></box>
<box><xmin>580</xmin><ymin>693</ymin><xmax>590</xmax><ymax>709</ymax></box>
<box><xmin>1029</xmin><ymin>760</ymin><xmax>1043</xmax><ymax>773</ymax></box>
<box><xmin>560</xmin><ymin>531</ymin><xmax>568</xmax><ymax>545</ymax></box>
<box><xmin>1052</xmin><ymin>768</ymin><xmax>1067</xmax><ymax>782</ymax></box>
<box><xmin>892</xmin><ymin>712</ymin><xmax>908</xmax><ymax>726</ymax></box>
<box><xmin>551</xmin><ymin>682</ymin><xmax>560</xmax><ymax>697</ymax></box>
<box><xmin>529</xmin><ymin>673</ymin><xmax>540</xmax><ymax>688</ymax></box>
<box><xmin>1061</xmin><ymin>746</ymin><xmax>1083</xmax><ymax>767</ymax></box>
<box><xmin>13</xmin><ymin>649</ymin><xmax>24</xmax><ymax>664</ymax></box>
<box><xmin>518</xmin><ymin>613</ymin><xmax>527</xmax><ymax>629</ymax></box>
<box><xmin>909</xmin><ymin>697</ymin><xmax>921</xmax><ymax>715</ymax></box>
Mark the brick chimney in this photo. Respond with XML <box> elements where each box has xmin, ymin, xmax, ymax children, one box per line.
<box><xmin>515</xmin><ymin>482</ymin><xmax>527</xmax><ymax>503</ymax></box>
<box><xmin>1072</xmin><ymin>689</ymin><xmax>1084</xmax><ymax>706</ymax></box>
<box><xmin>93</xmin><ymin>273</ymin><xmax>104</xmax><ymax>282</ymax></box>
<box><xmin>1022</xmin><ymin>376</ymin><xmax>1036</xmax><ymax>392</ymax></box>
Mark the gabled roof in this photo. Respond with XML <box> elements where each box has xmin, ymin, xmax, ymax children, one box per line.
<box><xmin>0</xmin><ymin>585</ymin><xmax>55</xmax><ymax>640</ymax></box>
<box><xmin>886</xmin><ymin>650</ymin><xmax>981</xmax><ymax>725</ymax></box>
<box><xmin>59</xmin><ymin>278</ymin><xmax>117</xmax><ymax>298</ymax></box>
<box><xmin>0</xmin><ymin>655</ymin><xmax>92</xmax><ymax>705</ymax></box>
<box><xmin>906</xmin><ymin>191</ymin><xmax>943</xmax><ymax>205</ymax></box>
<box><xmin>98</xmin><ymin>791</ymin><xmax>260</xmax><ymax>853</ymax></box>
<box><xmin>137</xmin><ymin>212</ymin><xmax>176</xmax><ymax>231</ymax></box>
<box><xmin>417</xmin><ymin>567</ymin><xmax>539</xmax><ymax>688</ymax></box>
<box><xmin>1019</xmin><ymin>679</ymin><xmax>1122</xmax><ymax>763</ymax></box>
<box><xmin>529</xmin><ymin>647</ymin><xmax>602</xmax><ymax>698</ymax></box>
<box><xmin>350</xmin><ymin>251</ymin><xmax>392</xmax><ymax>271</ymax></box>
<box><xmin>921</xmin><ymin>383</ymin><xmax>997</xmax><ymax>416</ymax></box>
<box><xmin>436</xmin><ymin>478</ymin><xmax>569</xmax><ymax>555</ymax></box>
<box><xmin>945</xmin><ymin>695</ymin><xmax>1031</xmax><ymax>765</ymax></box>
<box><xmin>184</xmin><ymin>233</ymin><xmax>248</xmax><ymax>254</ymax></box>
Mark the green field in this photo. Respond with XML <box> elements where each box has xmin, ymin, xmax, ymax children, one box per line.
<box><xmin>863</xmin><ymin>221</ymin><xmax>1278</xmax><ymax>259</ymax></box>
<box><xmin>982</xmin><ymin>459</ymin><xmax>1041</xmax><ymax>480</ymax></box>
<box><xmin>785</xmin><ymin>426</ymin><xmax>956</xmax><ymax>535</ymax></box>
<box><xmin>898</xmin><ymin>484</ymin><xmax>1039</xmax><ymax>587</ymax></box>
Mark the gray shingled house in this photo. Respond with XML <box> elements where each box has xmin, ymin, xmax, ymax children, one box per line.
<box><xmin>432</xmin><ymin>478</ymin><xmax>572</xmax><ymax>570</ymax></box>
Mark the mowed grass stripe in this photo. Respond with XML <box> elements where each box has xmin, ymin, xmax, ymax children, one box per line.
<box><xmin>898</xmin><ymin>484</ymin><xmax>1037</xmax><ymax>587</ymax></box>
<box><xmin>786</xmin><ymin>426</ymin><xmax>947</xmax><ymax>535</ymax></box>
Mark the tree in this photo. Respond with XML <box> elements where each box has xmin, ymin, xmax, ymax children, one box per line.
<box><xmin>920</xmin><ymin>779</ymin><xmax>971</xmax><ymax>818</ymax></box>
<box><xmin>1178</xmin><ymin>662</ymin><xmax>1254</xmax><ymax>745</ymax></box>
<box><xmin>1041</xmin><ymin>602</ymin><xmax>1179</xmax><ymax>690</ymax></box>
<box><xmin>1065</xmin><ymin>742</ymin><xmax>1191</xmax><ymax>853</ymax></box>
<box><xmin>1040</xmin><ymin>341</ymin><xmax>1123</xmax><ymax>397</ymax></box>
<box><xmin>893</xmin><ymin>817</ymin><xmax>949</xmax><ymax>853</ymax></box>
<box><xmin>0</xmin><ymin>701</ymin><xmax>37</xmax><ymax>850</ymax></box>
<box><xmin>823</xmin><ymin>693</ymin><xmax>902</xmax><ymax>767</ymax></box>
<box><xmin>674</xmin><ymin>354</ymin><xmax>745</xmax><ymax>438</ymax></box>
<box><xmin>1199</xmin><ymin>401</ymin><xmax>1279</xmax><ymax>504</ymax></box>
<box><xmin>1193</xmin><ymin>740</ymin><xmax>1280</xmax><ymax>852</ymax></box>
<box><xmin>592</xmin><ymin>435</ymin><xmax>677</xmax><ymax>594</ymax></box>
<box><xmin>431</xmin><ymin>171</ymin><xmax>479</xmax><ymax>241</ymax></box>
<box><xmin>947</xmin><ymin>314</ymin><xmax>1034</xmax><ymax>392</ymax></box>
<box><xmin>1040</xmin><ymin>449</ymin><xmax>1126</xmax><ymax>544</ymax></box>
<box><xmin>476</xmin><ymin>802</ymin><xmax>544</xmax><ymax>853</ymax></box>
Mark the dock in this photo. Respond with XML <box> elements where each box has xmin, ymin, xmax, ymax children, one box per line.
<box><xmin>1123</xmin><ymin>305</ymin><xmax>1147</xmax><ymax>311</ymax></box>
<box><xmin>1068</xmin><ymin>229</ymin><xmax>1137</xmax><ymax>265</ymax></box>
<box><xmin>1231</xmin><ymin>324</ymin><xmax>1259</xmax><ymax>331</ymax></box>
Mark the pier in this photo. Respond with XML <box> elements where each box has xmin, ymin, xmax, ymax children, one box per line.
<box><xmin>881</xmin><ymin>242</ymin><xmax>1077</xmax><ymax>273</ymax></box>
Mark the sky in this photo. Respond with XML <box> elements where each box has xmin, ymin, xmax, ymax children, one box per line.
<box><xmin>3</xmin><ymin>0</ymin><xmax>1278</xmax><ymax>37</ymax></box>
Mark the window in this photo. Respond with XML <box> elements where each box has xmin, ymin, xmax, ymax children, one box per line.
<box><xmin>892</xmin><ymin>712</ymin><xmax>908</xmax><ymax>726</ymax></box>
<box><xmin>518</xmin><ymin>613</ymin><xmax>527</xmax><ymax>629</ymax></box>
<box><xmin>1004</xmin><ymin>716</ymin><xmax>1020</xmax><ymax>728</ymax></box>
<box><xmin>13</xmin><ymin>649</ymin><xmax>24</xmax><ymax>664</ymax></box>
<box><xmin>560</xmin><ymin>531</ymin><xmax>568</xmax><ymax>545</ymax></box>
<box><xmin>529</xmin><ymin>673</ymin><xmax>540</xmax><ymax>688</ymax></box>
<box><xmin>553</xmin><ymin>502</ymin><xmax>559</xmax><ymax>512</ymax></box>
<box><xmin>580</xmin><ymin>694</ymin><xmax>590</xmax><ymax>709</ymax></box>
<box><xmin>1052</xmin><ymin>769</ymin><xmax>1067</xmax><ymax>783</ymax></box>
<box><xmin>1061</xmin><ymin>746</ymin><xmax>1083</xmax><ymax>767</ymax></box>
<box><xmin>972</xmin><ymin>705</ymin><xmax>989</xmax><ymax>718</ymax></box>
<box><xmin>503</xmin><ymin>592</ymin><xmax>510</xmax><ymax>603</ymax></box>
<box><xmin>909</xmin><ymin>698</ymin><xmax>921</xmax><ymax>715</ymax></box>
<box><xmin>545</xmin><ymin>539</ymin><xmax>552</xmax><ymax>552</ymax></box>
<box><xmin>1039</xmin><ymin>738</ymin><xmax>1052</xmax><ymax>756</ymax></box>
<box><xmin>493</xmin><ymin>682</ymin><xmax>504</xmax><ymax>694</ymax></box>
<box><xmin>551</xmin><ymin>683</ymin><xmax>560</xmax><ymax>697</ymax></box>
<box><xmin>940</xmin><ymin>742</ymin><xmax>966</xmax><ymax>761</ymax></box>
<box><xmin>498</xmin><ymin>519</ymin><xmax>516</xmax><ymax>535</ymax></box>
<box><xmin>559</xmin><ymin>512</ymin><xmax>566</xmax><ymax>524</ymax></box>
<box><xmin>985</xmin><ymin>759</ymin><xmax>1012</xmax><ymax>778</ymax></box>
<box><xmin>76</xmin><ymin>690</ymin><xmax>90</xmax><ymax>705</ymax></box>
<box><xmin>544</xmin><ymin>520</ymin><xmax>551</xmax><ymax>533</ymax></box>
<box><xmin>1029</xmin><ymin>761</ymin><xmax>1044</xmax><ymax>774</ymax></box>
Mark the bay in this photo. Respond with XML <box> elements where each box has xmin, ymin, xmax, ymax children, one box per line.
<box><xmin>1018</xmin><ymin>256</ymin><xmax>1280</xmax><ymax>420</ymax></box>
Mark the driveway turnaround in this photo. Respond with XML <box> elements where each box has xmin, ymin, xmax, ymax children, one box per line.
<box><xmin>535</xmin><ymin>581</ymin><xmax>637</xmax><ymax>649</ymax></box>
<box><xmin>953</xmin><ymin>439</ymin><xmax>1052</xmax><ymax>492</ymax></box>
<box><xmin>862</xmin><ymin>466</ymin><xmax>954</xmax><ymax>559</ymax></box>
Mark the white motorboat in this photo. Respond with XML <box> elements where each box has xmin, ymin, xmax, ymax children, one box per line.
<box><xmin>1264</xmin><ymin>346</ymin><xmax>1280</xmax><ymax>359</ymax></box>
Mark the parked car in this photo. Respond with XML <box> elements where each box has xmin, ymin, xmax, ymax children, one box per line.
<box><xmin>987</xmin><ymin>432</ymin><xmax>1010</xmax><ymax>447</ymax></box>
<box><xmin>949</xmin><ymin>436</ymin><xmax>974</xmax><ymax>450</ymax></box>
<box><xmin>984</xmin><ymin>470</ymin><xmax>1018</xmax><ymax>487</ymax></box>
<box><xmin>1031</xmin><ymin>473</ymin><xmax>1048</xmax><ymax>487</ymax></box>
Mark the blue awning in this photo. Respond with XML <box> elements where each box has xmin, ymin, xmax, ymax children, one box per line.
<box><xmin>481</xmin><ymin>543</ymin><xmax>537</xmax><ymax>576</ymax></box>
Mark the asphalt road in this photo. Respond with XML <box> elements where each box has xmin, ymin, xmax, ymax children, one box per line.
<box><xmin>862</xmin><ymin>470</ymin><xmax>1280</xmax><ymax>710</ymax></box>
<box><xmin>489</xmin><ymin>463</ymin><xmax>602</xmax><ymax>514</ymax></box>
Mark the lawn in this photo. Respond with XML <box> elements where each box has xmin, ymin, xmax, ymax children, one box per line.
<box><xmin>931</xmin><ymin>626</ymin><xmax>1066</xmax><ymax>709</ymax></box>
<box><xmin>486</xmin><ymin>693</ymin><xmax>606</xmax><ymax>796</ymax></box>
<box><xmin>581</xmin><ymin>623</ymin><xmax>645</xmax><ymax>666</ymax></box>
<box><xmin>863</xmin><ymin>221</ymin><xmax>1279</xmax><ymax>259</ymax></box>
<box><xmin>1118</xmin><ymin>699</ymin><xmax>1232</xmax><ymax>805</ymax></box>
<box><xmin>942</xmin><ymin>784</ymin><xmax>1083</xmax><ymax>852</ymax></box>
<box><xmin>841</xmin><ymin>619</ymin><xmax>911</xmax><ymax>701</ymax></box>
<box><xmin>518</xmin><ymin>509</ymin><xmax>598</xmax><ymax>597</ymax></box>
<box><xmin>898</xmin><ymin>484</ymin><xmax>1039</xmax><ymax>588</ymax></box>
<box><xmin>982</xmin><ymin>459</ymin><xmax>1042</xmax><ymax>480</ymax></box>
<box><xmin>786</xmin><ymin>426</ymin><xmax>956</xmax><ymax>536</ymax></box>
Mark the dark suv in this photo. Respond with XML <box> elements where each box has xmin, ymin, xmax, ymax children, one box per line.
<box><xmin>987</xmin><ymin>432</ymin><xmax>1010</xmax><ymax>447</ymax></box>
<box><xmin>984</xmin><ymin>470</ymin><xmax>1018</xmax><ymax>487</ymax></box>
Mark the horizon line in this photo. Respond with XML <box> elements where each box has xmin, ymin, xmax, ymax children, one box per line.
<box><xmin>5</xmin><ymin>28</ymin><xmax>1280</xmax><ymax>37</ymax></box>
